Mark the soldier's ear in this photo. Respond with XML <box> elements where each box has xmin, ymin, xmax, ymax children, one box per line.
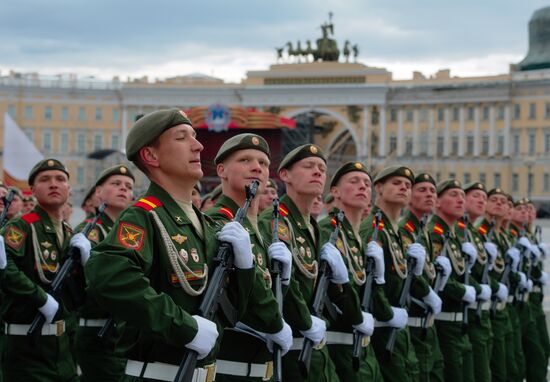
<box><xmin>374</xmin><ymin>182</ymin><xmax>383</xmax><ymax>196</ymax></box>
<box><xmin>279</xmin><ymin>169</ymin><xmax>290</xmax><ymax>183</ymax></box>
<box><xmin>216</xmin><ymin>163</ymin><xmax>226</xmax><ymax>179</ymax></box>
<box><xmin>139</xmin><ymin>147</ymin><xmax>160</xmax><ymax>168</ymax></box>
<box><xmin>330</xmin><ymin>186</ymin><xmax>339</xmax><ymax>200</ymax></box>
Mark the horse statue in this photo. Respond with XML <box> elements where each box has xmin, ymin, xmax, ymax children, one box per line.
<box><xmin>343</xmin><ymin>40</ymin><xmax>351</xmax><ymax>62</ymax></box>
<box><xmin>352</xmin><ymin>44</ymin><xmax>359</xmax><ymax>62</ymax></box>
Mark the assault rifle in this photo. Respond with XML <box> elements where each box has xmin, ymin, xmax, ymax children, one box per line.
<box><xmin>476</xmin><ymin>218</ymin><xmax>495</xmax><ymax>322</ymax></box>
<box><xmin>270</xmin><ymin>198</ymin><xmax>283</xmax><ymax>382</ymax></box>
<box><xmin>0</xmin><ymin>189</ymin><xmax>15</xmax><ymax>229</ymax></box>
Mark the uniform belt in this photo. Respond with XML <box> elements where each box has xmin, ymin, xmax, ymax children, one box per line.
<box><xmin>408</xmin><ymin>316</ymin><xmax>434</xmax><ymax>328</ymax></box>
<box><xmin>496</xmin><ymin>301</ymin><xmax>507</xmax><ymax>311</ymax></box>
<box><xmin>507</xmin><ymin>295</ymin><xmax>514</xmax><ymax>303</ymax></box>
<box><xmin>289</xmin><ymin>337</ymin><xmax>326</xmax><ymax>351</ymax></box>
<box><xmin>5</xmin><ymin>320</ymin><xmax>65</xmax><ymax>336</ymax></box>
<box><xmin>216</xmin><ymin>360</ymin><xmax>273</xmax><ymax>380</ymax></box>
<box><xmin>468</xmin><ymin>301</ymin><xmax>491</xmax><ymax>311</ymax></box>
<box><xmin>79</xmin><ymin>318</ymin><xmax>108</xmax><ymax>327</ymax></box>
<box><xmin>125</xmin><ymin>360</ymin><xmax>215</xmax><ymax>382</ymax></box>
<box><xmin>434</xmin><ymin>312</ymin><xmax>463</xmax><ymax>322</ymax></box>
<box><xmin>533</xmin><ymin>286</ymin><xmax>543</xmax><ymax>293</ymax></box>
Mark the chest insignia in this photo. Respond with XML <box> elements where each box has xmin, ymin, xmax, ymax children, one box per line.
<box><xmin>275</xmin><ymin>221</ymin><xmax>289</xmax><ymax>242</ymax></box>
<box><xmin>5</xmin><ymin>226</ymin><xmax>25</xmax><ymax>250</ymax></box>
<box><xmin>190</xmin><ymin>248</ymin><xmax>200</xmax><ymax>262</ymax></box>
<box><xmin>171</xmin><ymin>234</ymin><xmax>187</xmax><ymax>245</ymax></box>
<box><xmin>117</xmin><ymin>222</ymin><xmax>145</xmax><ymax>251</ymax></box>
<box><xmin>175</xmin><ymin>216</ymin><xmax>183</xmax><ymax>224</ymax></box>
<box><xmin>179</xmin><ymin>249</ymin><xmax>189</xmax><ymax>263</ymax></box>
<box><xmin>296</xmin><ymin>236</ymin><xmax>305</xmax><ymax>244</ymax></box>
<box><xmin>350</xmin><ymin>246</ymin><xmax>359</xmax><ymax>254</ymax></box>
<box><xmin>87</xmin><ymin>229</ymin><xmax>99</xmax><ymax>242</ymax></box>
<box><xmin>50</xmin><ymin>251</ymin><xmax>57</xmax><ymax>261</ymax></box>
<box><xmin>41</xmin><ymin>241</ymin><xmax>52</xmax><ymax>249</ymax></box>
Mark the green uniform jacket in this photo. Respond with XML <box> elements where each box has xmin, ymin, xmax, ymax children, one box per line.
<box><xmin>84</xmin><ymin>182</ymin><xmax>256</xmax><ymax>365</ymax></box>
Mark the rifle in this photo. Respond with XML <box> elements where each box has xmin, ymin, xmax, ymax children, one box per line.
<box><xmin>351</xmin><ymin>211</ymin><xmax>382</xmax><ymax>371</ymax></box>
<box><xmin>270</xmin><ymin>198</ymin><xmax>283</xmax><ymax>382</ymax></box>
<box><xmin>298</xmin><ymin>210</ymin><xmax>344</xmax><ymax>379</ymax></box>
<box><xmin>0</xmin><ymin>189</ymin><xmax>15</xmax><ymax>229</ymax></box>
<box><xmin>174</xmin><ymin>180</ymin><xmax>259</xmax><ymax>382</ymax></box>
<box><xmin>385</xmin><ymin>214</ymin><xmax>427</xmax><ymax>355</ymax></box>
<box><xmin>27</xmin><ymin>203</ymin><xmax>107</xmax><ymax>337</ymax></box>
<box><xmin>476</xmin><ymin>217</ymin><xmax>495</xmax><ymax>322</ymax></box>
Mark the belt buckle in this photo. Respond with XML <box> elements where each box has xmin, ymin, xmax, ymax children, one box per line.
<box><xmin>426</xmin><ymin>316</ymin><xmax>435</xmax><ymax>327</ymax></box>
<box><xmin>313</xmin><ymin>337</ymin><xmax>326</xmax><ymax>350</ymax></box>
<box><xmin>204</xmin><ymin>363</ymin><xmax>216</xmax><ymax>382</ymax></box>
<box><xmin>263</xmin><ymin>361</ymin><xmax>273</xmax><ymax>381</ymax></box>
<box><xmin>55</xmin><ymin>320</ymin><xmax>65</xmax><ymax>336</ymax></box>
<box><xmin>361</xmin><ymin>336</ymin><xmax>370</xmax><ymax>347</ymax></box>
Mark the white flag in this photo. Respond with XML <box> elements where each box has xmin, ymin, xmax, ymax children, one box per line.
<box><xmin>3</xmin><ymin>113</ymin><xmax>43</xmax><ymax>189</ymax></box>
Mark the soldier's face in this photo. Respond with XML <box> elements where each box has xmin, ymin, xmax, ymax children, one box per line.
<box><xmin>486</xmin><ymin>194</ymin><xmax>507</xmax><ymax>217</ymax></box>
<box><xmin>332</xmin><ymin>171</ymin><xmax>371</xmax><ymax>210</ymax></box>
<box><xmin>0</xmin><ymin>187</ymin><xmax>7</xmax><ymax>211</ymax></box>
<box><xmin>465</xmin><ymin>190</ymin><xmax>487</xmax><ymax>218</ymax></box>
<box><xmin>527</xmin><ymin>204</ymin><xmax>536</xmax><ymax>223</ymax></box>
<box><xmin>512</xmin><ymin>205</ymin><xmax>529</xmax><ymax>224</ymax></box>
<box><xmin>98</xmin><ymin>175</ymin><xmax>134</xmax><ymax>210</ymax></box>
<box><xmin>376</xmin><ymin>176</ymin><xmax>411</xmax><ymax>207</ymax></box>
<box><xmin>218</xmin><ymin>149</ymin><xmax>270</xmax><ymax>194</ymax></box>
<box><xmin>258</xmin><ymin>187</ymin><xmax>278</xmax><ymax>212</ymax></box>
<box><xmin>280</xmin><ymin>157</ymin><xmax>327</xmax><ymax>197</ymax></box>
<box><xmin>410</xmin><ymin>182</ymin><xmax>436</xmax><ymax>214</ymax></box>
<box><xmin>310</xmin><ymin>195</ymin><xmax>324</xmax><ymax>216</ymax></box>
<box><xmin>436</xmin><ymin>188</ymin><xmax>465</xmax><ymax>219</ymax></box>
<box><xmin>7</xmin><ymin>196</ymin><xmax>23</xmax><ymax>218</ymax></box>
<box><xmin>31</xmin><ymin>170</ymin><xmax>70</xmax><ymax>209</ymax></box>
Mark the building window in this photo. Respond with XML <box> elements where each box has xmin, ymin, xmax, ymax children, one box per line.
<box><xmin>44</xmin><ymin>106</ymin><xmax>52</xmax><ymax>121</ymax></box>
<box><xmin>24</xmin><ymin>105</ymin><xmax>33</xmax><ymax>120</ymax></box>
<box><xmin>545</xmin><ymin>133</ymin><xmax>550</xmax><ymax>153</ymax></box>
<box><xmin>42</xmin><ymin>130</ymin><xmax>52</xmax><ymax>152</ymax></box>
<box><xmin>78</xmin><ymin>107</ymin><xmax>87</xmax><ymax>121</ymax></box>
<box><xmin>77</xmin><ymin>131</ymin><xmax>86</xmax><ymax>153</ymax></box>
<box><xmin>111</xmin><ymin>132</ymin><xmax>120</xmax><ymax>150</ymax></box>
<box><xmin>464</xmin><ymin>172</ymin><xmax>471</xmax><ymax>183</ymax></box>
<box><xmin>497</xmin><ymin>135</ymin><xmax>504</xmax><ymax>154</ymax></box>
<box><xmin>494</xmin><ymin>173</ymin><xmax>501</xmax><ymax>188</ymax></box>
<box><xmin>95</xmin><ymin>107</ymin><xmax>103</xmax><ymax>121</ymax></box>
<box><xmin>483</xmin><ymin>106</ymin><xmax>489</xmax><ymax>120</ymax></box>
<box><xmin>405</xmin><ymin>137</ymin><xmax>413</xmax><ymax>155</ymax></box>
<box><xmin>451</xmin><ymin>136</ymin><xmax>459</xmax><ymax>155</ymax></box>
<box><xmin>449</xmin><ymin>172</ymin><xmax>456</xmax><ymax>180</ymax></box>
<box><xmin>60</xmin><ymin>131</ymin><xmax>69</xmax><ymax>153</ymax></box>
<box><xmin>112</xmin><ymin>108</ymin><xmax>120</xmax><ymax>123</ymax></box>
<box><xmin>7</xmin><ymin>105</ymin><xmax>16</xmax><ymax>118</ymax></box>
<box><xmin>529</xmin><ymin>103</ymin><xmax>536</xmax><ymax>119</ymax></box>
<box><xmin>452</xmin><ymin>107</ymin><xmax>459</xmax><ymax>121</ymax></box>
<box><xmin>544</xmin><ymin>174</ymin><xmax>550</xmax><ymax>192</ymax></box>
<box><xmin>514</xmin><ymin>104</ymin><xmax>521</xmax><ymax>120</ymax></box>
<box><xmin>479</xmin><ymin>172</ymin><xmax>486</xmax><ymax>184</ymax></box>
<box><xmin>77</xmin><ymin>166</ymin><xmax>85</xmax><ymax>185</ymax></box>
<box><xmin>406</xmin><ymin>110</ymin><xmax>413</xmax><ymax>122</ymax></box>
<box><xmin>438</xmin><ymin>108</ymin><xmax>444</xmax><ymax>122</ymax></box>
<box><xmin>419</xmin><ymin>132</ymin><xmax>428</xmax><ymax>155</ymax></box>
<box><xmin>545</xmin><ymin>103</ymin><xmax>550</xmax><ymax>119</ymax></box>
<box><xmin>93</xmin><ymin>132</ymin><xmax>103</xmax><ymax>150</ymax></box>
<box><xmin>528</xmin><ymin>173</ymin><xmax>534</xmax><ymax>195</ymax></box>
<box><xmin>512</xmin><ymin>173</ymin><xmax>519</xmax><ymax>192</ymax></box>
<box><xmin>420</xmin><ymin>109</ymin><xmax>428</xmax><ymax>123</ymax></box>
<box><xmin>467</xmin><ymin>107</ymin><xmax>474</xmax><ymax>121</ymax></box>
<box><xmin>437</xmin><ymin>136</ymin><xmax>444</xmax><ymax>156</ymax></box>
<box><xmin>481</xmin><ymin>135</ymin><xmax>489</xmax><ymax>155</ymax></box>
<box><xmin>389</xmin><ymin>135</ymin><xmax>397</xmax><ymax>154</ymax></box>
<box><xmin>466</xmin><ymin>135</ymin><xmax>474</xmax><ymax>155</ymax></box>
<box><xmin>497</xmin><ymin>106</ymin><xmax>505</xmax><ymax>120</ymax></box>
<box><xmin>25</xmin><ymin>129</ymin><xmax>34</xmax><ymax>142</ymax></box>
<box><xmin>61</xmin><ymin>107</ymin><xmax>69</xmax><ymax>121</ymax></box>
<box><xmin>529</xmin><ymin>132</ymin><xmax>536</xmax><ymax>155</ymax></box>
<box><xmin>435</xmin><ymin>172</ymin><xmax>441</xmax><ymax>182</ymax></box>
<box><xmin>513</xmin><ymin>134</ymin><xmax>520</xmax><ymax>155</ymax></box>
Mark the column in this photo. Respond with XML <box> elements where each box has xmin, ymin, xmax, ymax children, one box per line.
<box><xmin>397</xmin><ymin>109</ymin><xmax>405</xmax><ymax>156</ymax></box>
<box><xmin>504</xmin><ymin>104</ymin><xmax>511</xmax><ymax>156</ymax></box>
<box><xmin>121</xmin><ymin>106</ymin><xmax>128</xmax><ymax>152</ymax></box>
<box><xmin>360</xmin><ymin>106</ymin><xmax>370</xmax><ymax>161</ymax></box>
<box><xmin>489</xmin><ymin>105</ymin><xmax>496</xmax><ymax>156</ymax></box>
<box><xmin>458</xmin><ymin>107</ymin><xmax>465</xmax><ymax>156</ymax></box>
<box><xmin>428</xmin><ymin>108</ymin><xmax>435</xmax><ymax>157</ymax></box>
<box><xmin>378</xmin><ymin>105</ymin><xmax>387</xmax><ymax>157</ymax></box>
<box><xmin>412</xmin><ymin>109</ymin><xmax>420</xmax><ymax>156</ymax></box>
<box><xmin>444</xmin><ymin>108</ymin><xmax>451</xmax><ymax>157</ymax></box>
<box><xmin>474</xmin><ymin>107</ymin><xmax>481</xmax><ymax>156</ymax></box>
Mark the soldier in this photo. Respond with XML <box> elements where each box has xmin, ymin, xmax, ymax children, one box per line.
<box><xmin>257</xmin><ymin>179</ymin><xmax>279</xmax><ymax>213</ymax></box>
<box><xmin>258</xmin><ymin>144</ymin><xmax>348</xmax><ymax>381</ymax></box>
<box><xmin>1</xmin><ymin>158</ymin><xmax>91</xmax><ymax>381</ymax></box>
<box><xmin>191</xmin><ymin>182</ymin><xmax>202</xmax><ymax>209</ymax></box>
<box><xmin>428</xmin><ymin>179</ymin><xmax>481</xmax><ymax>382</ymax></box>
<box><xmin>84</xmin><ymin>109</ymin><xmax>258</xmax><ymax>382</ymax></box>
<box><xmin>74</xmin><ymin>164</ymin><xmax>135</xmax><ymax>382</ymax></box>
<box><xmin>22</xmin><ymin>195</ymin><xmax>37</xmax><ymax>214</ymax></box>
<box><xmin>6</xmin><ymin>188</ymin><xmax>24</xmax><ymax>220</ymax></box>
<box><xmin>319</xmin><ymin>162</ymin><xmax>382</xmax><ymax>381</ymax></box>
<box><xmin>359</xmin><ymin>166</ymin><xmax>427</xmax><ymax>382</ymax></box>
<box><xmin>399</xmin><ymin>173</ymin><xmax>449</xmax><ymax>381</ymax></box>
<box><xmin>80</xmin><ymin>186</ymin><xmax>99</xmax><ymax>218</ymax></box>
<box><xmin>206</xmin><ymin>133</ymin><xmax>292</xmax><ymax>381</ymax></box>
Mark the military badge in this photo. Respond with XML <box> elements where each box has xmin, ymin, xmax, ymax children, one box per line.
<box><xmin>179</xmin><ymin>249</ymin><xmax>189</xmax><ymax>263</ymax></box>
<box><xmin>87</xmin><ymin>228</ymin><xmax>100</xmax><ymax>243</ymax></box>
<box><xmin>336</xmin><ymin>238</ymin><xmax>345</xmax><ymax>253</ymax></box>
<box><xmin>296</xmin><ymin>236</ymin><xmax>306</xmax><ymax>244</ymax></box>
<box><xmin>275</xmin><ymin>221</ymin><xmax>290</xmax><ymax>241</ymax></box>
<box><xmin>41</xmin><ymin>241</ymin><xmax>52</xmax><ymax>249</ymax></box>
<box><xmin>171</xmin><ymin>234</ymin><xmax>187</xmax><ymax>245</ymax></box>
<box><xmin>350</xmin><ymin>246</ymin><xmax>359</xmax><ymax>254</ymax></box>
<box><xmin>256</xmin><ymin>253</ymin><xmax>264</xmax><ymax>266</ymax></box>
<box><xmin>43</xmin><ymin>250</ymin><xmax>50</xmax><ymax>259</ymax></box>
<box><xmin>310</xmin><ymin>145</ymin><xmax>318</xmax><ymax>154</ymax></box>
<box><xmin>306</xmin><ymin>247</ymin><xmax>312</xmax><ymax>259</ymax></box>
<box><xmin>5</xmin><ymin>226</ymin><xmax>25</xmax><ymax>250</ymax></box>
<box><xmin>117</xmin><ymin>222</ymin><xmax>145</xmax><ymax>251</ymax></box>
<box><xmin>191</xmin><ymin>248</ymin><xmax>200</xmax><ymax>263</ymax></box>
<box><xmin>50</xmin><ymin>251</ymin><xmax>57</xmax><ymax>261</ymax></box>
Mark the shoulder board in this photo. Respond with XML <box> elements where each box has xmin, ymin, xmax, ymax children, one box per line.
<box><xmin>134</xmin><ymin>196</ymin><xmax>163</xmax><ymax>211</ymax></box>
<box><xmin>510</xmin><ymin>228</ymin><xmax>518</xmax><ymax>237</ymax></box>
<box><xmin>218</xmin><ymin>206</ymin><xmax>234</xmax><ymax>220</ymax></box>
<box><xmin>478</xmin><ymin>224</ymin><xmax>488</xmax><ymax>235</ymax></box>
<box><xmin>21</xmin><ymin>212</ymin><xmax>40</xmax><ymax>224</ymax></box>
<box><xmin>404</xmin><ymin>220</ymin><xmax>415</xmax><ymax>234</ymax></box>
<box><xmin>279</xmin><ymin>203</ymin><xmax>289</xmax><ymax>218</ymax></box>
<box><xmin>457</xmin><ymin>219</ymin><xmax>466</xmax><ymax>230</ymax></box>
<box><xmin>433</xmin><ymin>223</ymin><xmax>444</xmax><ymax>236</ymax></box>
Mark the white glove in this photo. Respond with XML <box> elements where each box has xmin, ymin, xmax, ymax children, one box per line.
<box><xmin>483</xmin><ymin>242</ymin><xmax>498</xmax><ymax>266</ymax></box>
<box><xmin>434</xmin><ymin>256</ymin><xmax>452</xmax><ymax>291</ymax></box>
<box><xmin>407</xmin><ymin>243</ymin><xmax>426</xmax><ymax>276</ymax></box>
<box><xmin>217</xmin><ymin>222</ymin><xmax>253</xmax><ymax>269</ymax></box>
<box><xmin>423</xmin><ymin>288</ymin><xmax>442</xmax><ymax>315</ymax></box>
<box><xmin>365</xmin><ymin>241</ymin><xmax>385</xmax><ymax>284</ymax></box>
<box><xmin>478</xmin><ymin>284</ymin><xmax>491</xmax><ymax>302</ymax></box>
<box><xmin>38</xmin><ymin>294</ymin><xmax>59</xmax><ymax>324</ymax></box>
<box><xmin>462</xmin><ymin>242</ymin><xmax>477</xmax><ymax>270</ymax></box>
<box><xmin>495</xmin><ymin>283</ymin><xmax>509</xmax><ymax>302</ymax></box>
<box><xmin>320</xmin><ymin>242</ymin><xmax>349</xmax><ymax>284</ymax></box>
<box><xmin>265</xmin><ymin>321</ymin><xmax>292</xmax><ymax>356</ymax></box>
<box><xmin>538</xmin><ymin>243</ymin><xmax>549</xmax><ymax>259</ymax></box>
<box><xmin>462</xmin><ymin>285</ymin><xmax>476</xmax><ymax>305</ymax></box>
<box><xmin>530</xmin><ymin>244</ymin><xmax>541</xmax><ymax>261</ymax></box>
<box><xmin>268</xmin><ymin>242</ymin><xmax>292</xmax><ymax>286</ymax></box>
<box><xmin>506</xmin><ymin>247</ymin><xmax>520</xmax><ymax>272</ymax></box>
<box><xmin>518</xmin><ymin>272</ymin><xmax>528</xmax><ymax>291</ymax></box>
<box><xmin>353</xmin><ymin>311</ymin><xmax>374</xmax><ymax>336</ymax></box>
<box><xmin>70</xmin><ymin>233</ymin><xmax>91</xmax><ymax>265</ymax></box>
<box><xmin>526</xmin><ymin>279</ymin><xmax>533</xmax><ymax>293</ymax></box>
<box><xmin>0</xmin><ymin>236</ymin><xmax>6</xmax><ymax>269</ymax></box>
<box><xmin>300</xmin><ymin>315</ymin><xmax>326</xmax><ymax>346</ymax></box>
<box><xmin>386</xmin><ymin>307</ymin><xmax>408</xmax><ymax>329</ymax></box>
<box><xmin>539</xmin><ymin>271</ymin><xmax>548</xmax><ymax>286</ymax></box>
<box><xmin>517</xmin><ymin>236</ymin><xmax>531</xmax><ymax>250</ymax></box>
<box><xmin>185</xmin><ymin>315</ymin><xmax>219</xmax><ymax>360</ymax></box>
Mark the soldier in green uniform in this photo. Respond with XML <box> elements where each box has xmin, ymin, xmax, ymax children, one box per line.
<box><xmin>206</xmin><ymin>133</ymin><xmax>292</xmax><ymax>381</ymax></box>
<box><xmin>74</xmin><ymin>164</ymin><xmax>135</xmax><ymax>381</ymax></box>
<box><xmin>319</xmin><ymin>161</ymin><xmax>382</xmax><ymax>382</ymax></box>
<box><xmin>1</xmin><ymin>158</ymin><xmax>91</xmax><ymax>381</ymax></box>
<box><xmin>80</xmin><ymin>185</ymin><xmax>99</xmax><ymax>219</ymax></box>
<box><xmin>258</xmin><ymin>144</ymin><xmax>348</xmax><ymax>382</ymax></box>
<box><xmin>399</xmin><ymin>173</ymin><xmax>448</xmax><ymax>382</ymax></box>
<box><xmin>257</xmin><ymin>179</ymin><xmax>278</xmax><ymax>213</ymax></box>
<box><xmin>359</xmin><ymin>166</ymin><xmax>427</xmax><ymax>382</ymax></box>
<box><xmin>84</xmin><ymin>109</ymin><xmax>259</xmax><ymax>382</ymax></box>
<box><xmin>428</xmin><ymin>179</ymin><xmax>481</xmax><ymax>382</ymax></box>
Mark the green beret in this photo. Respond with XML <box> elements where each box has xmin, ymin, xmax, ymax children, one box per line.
<box><xmin>214</xmin><ymin>133</ymin><xmax>270</xmax><ymax>165</ymax></box>
<box><xmin>28</xmin><ymin>158</ymin><xmax>69</xmax><ymax>185</ymax></box>
<box><xmin>95</xmin><ymin>164</ymin><xmax>135</xmax><ymax>187</ymax></box>
<box><xmin>323</xmin><ymin>194</ymin><xmax>335</xmax><ymax>204</ymax></box>
<box><xmin>8</xmin><ymin>187</ymin><xmax>23</xmax><ymax>199</ymax></box>
<box><xmin>278</xmin><ymin>144</ymin><xmax>326</xmax><ymax>172</ymax></box>
<box><xmin>463</xmin><ymin>182</ymin><xmax>487</xmax><ymax>194</ymax></box>
<box><xmin>194</xmin><ymin>181</ymin><xmax>202</xmax><ymax>193</ymax></box>
<box><xmin>514</xmin><ymin>198</ymin><xmax>527</xmax><ymax>207</ymax></box>
<box><xmin>506</xmin><ymin>194</ymin><xmax>514</xmax><ymax>204</ymax></box>
<box><xmin>210</xmin><ymin>184</ymin><xmax>222</xmax><ymax>202</ymax></box>
<box><xmin>330</xmin><ymin>161</ymin><xmax>370</xmax><ymax>188</ymax></box>
<box><xmin>524</xmin><ymin>198</ymin><xmax>534</xmax><ymax>206</ymax></box>
<box><xmin>436</xmin><ymin>179</ymin><xmax>462</xmax><ymax>196</ymax></box>
<box><xmin>126</xmin><ymin>108</ymin><xmax>192</xmax><ymax>161</ymax></box>
<box><xmin>266</xmin><ymin>179</ymin><xmax>278</xmax><ymax>190</ymax></box>
<box><xmin>81</xmin><ymin>186</ymin><xmax>97</xmax><ymax>207</ymax></box>
<box><xmin>414</xmin><ymin>173</ymin><xmax>436</xmax><ymax>186</ymax></box>
<box><xmin>373</xmin><ymin>165</ymin><xmax>414</xmax><ymax>185</ymax></box>
<box><xmin>487</xmin><ymin>188</ymin><xmax>507</xmax><ymax>198</ymax></box>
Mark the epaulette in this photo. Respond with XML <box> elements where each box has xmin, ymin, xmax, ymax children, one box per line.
<box><xmin>478</xmin><ymin>224</ymin><xmax>488</xmax><ymax>236</ymax></box>
<box><xmin>371</xmin><ymin>217</ymin><xmax>384</xmax><ymax>230</ymax></box>
<box><xmin>134</xmin><ymin>196</ymin><xmax>163</xmax><ymax>211</ymax></box>
<box><xmin>21</xmin><ymin>212</ymin><xmax>40</xmax><ymax>224</ymax></box>
<box><xmin>457</xmin><ymin>219</ymin><xmax>466</xmax><ymax>230</ymax></box>
<box><xmin>433</xmin><ymin>223</ymin><xmax>444</xmax><ymax>236</ymax></box>
<box><xmin>218</xmin><ymin>206</ymin><xmax>234</xmax><ymax>220</ymax></box>
<box><xmin>404</xmin><ymin>220</ymin><xmax>415</xmax><ymax>234</ymax></box>
<box><xmin>279</xmin><ymin>204</ymin><xmax>289</xmax><ymax>218</ymax></box>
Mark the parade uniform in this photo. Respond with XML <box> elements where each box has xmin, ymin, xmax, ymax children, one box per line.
<box><xmin>399</xmin><ymin>209</ymin><xmax>445</xmax><ymax>382</ymax></box>
<box><xmin>319</xmin><ymin>208</ymin><xmax>383</xmax><ymax>382</ymax></box>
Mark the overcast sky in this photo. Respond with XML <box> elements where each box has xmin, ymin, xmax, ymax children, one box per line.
<box><xmin>0</xmin><ymin>0</ymin><xmax>548</xmax><ymax>83</ymax></box>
